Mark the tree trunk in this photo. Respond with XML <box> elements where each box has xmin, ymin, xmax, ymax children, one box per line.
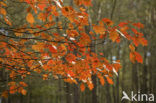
<box><xmin>65</xmin><ymin>83</ymin><xmax>71</xmax><ymax>103</ymax></box>
<box><xmin>92</xmin><ymin>75</ymin><xmax>98</xmax><ymax>103</ymax></box>
<box><xmin>73</xmin><ymin>85</ymin><xmax>79</xmax><ymax>103</ymax></box>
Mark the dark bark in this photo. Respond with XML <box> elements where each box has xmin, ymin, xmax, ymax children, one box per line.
<box><xmin>92</xmin><ymin>75</ymin><xmax>98</xmax><ymax>103</ymax></box>
<box><xmin>65</xmin><ymin>83</ymin><xmax>71</xmax><ymax>103</ymax></box>
<box><xmin>73</xmin><ymin>85</ymin><xmax>79</xmax><ymax>103</ymax></box>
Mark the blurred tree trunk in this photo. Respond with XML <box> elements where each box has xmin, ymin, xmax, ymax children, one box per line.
<box><xmin>92</xmin><ymin>75</ymin><xmax>97</xmax><ymax>103</ymax></box>
<box><xmin>105</xmin><ymin>83</ymin><xmax>112</xmax><ymax>103</ymax></box>
<box><xmin>141</xmin><ymin>51</ymin><xmax>148</xmax><ymax>94</ymax></box>
<box><xmin>58</xmin><ymin>80</ymin><xmax>63</xmax><ymax>103</ymax></box>
<box><xmin>132</xmin><ymin>64</ymin><xmax>138</xmax><ymax>91</ymax></box>
<box><xmin>73</xmin><ymin>85</ymin><xmax>79</xmax><ymax>103</ymax></box>
<box><xmin>65</xmin><ymin>83</ymin><xmax>71</xmax><ymax>103</ymax></box>
<box><xmin>116</xmin><ymin>46</ymin><xmax>120</xmax><ymax>103</ymax></box>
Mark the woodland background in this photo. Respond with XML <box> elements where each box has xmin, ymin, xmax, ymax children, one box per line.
<box><xmin>0</xmin><ymin>0</ymin><xmax>156</xmax><ymax>103</ymax></box>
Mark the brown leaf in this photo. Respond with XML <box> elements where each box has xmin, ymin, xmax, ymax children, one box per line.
<box><xmin>26</xmin><ymin>13</ymin><xmax>35</xmax><ymax>24</ymax></box>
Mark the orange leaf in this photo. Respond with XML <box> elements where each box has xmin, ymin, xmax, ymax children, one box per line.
<box><xmin>118</xmin><ymin>22</ymin><xmax>128</xmax><ymax>27</ymax></box>
<box><xmin>132</xmin><ymin>37</ymin><xmax>139</xmax><ymax>47</ymax></box>
<box><xmin>109</xmin><ymin>31</ymin><xmax>119</xmax><ymax>42</ymax></box>
<box><xmin>106</xmin><ymin>77</ymin><xmax>113</xmax><ymax>84</ymax></box>
<box><xmin>21</xmin><ymin>89</ymin><xmax>27</xmax><ymax>95</ymax></box>
<box><xmin>43</xmin><ymin>74</ymin><xmax>48</xmax><ymax>80</ymax></box>
<box><xmin>32</xmin><ymin>45</ymin><xmax>42</xmax><ymax>51</ymax></box>
<box><xmin>9</xmin><ymin>86</ymin><xmax>17</xmax><ymax>94</ymax></box>
<box><xmin>134</xmin><ymin>52</ymin><xmax>143</xmax><ymax>64</ymax></box>
<box><xmin>93</xmin><ymin>25</ymin><xmax>106</xmax><ymax>35</ymax></box>
<box><xmin>80</xmin><ymin>83</ymin><xmax>85</xmax><ymax>92</ymax></box>
<box><xmin>65</xmin><ymin>53</ymin><xmax>76</xmax><ymax>62</ymax></box>
<box><xmin>82</xmin><ymin>0</ymin><xmax>92</xmax><ymax>6</ymax></box>
<box><xmin>74</xmin><ymin>0</ymin><xmax>92</xmax><ymax>6</ymax></box>
<box><xmin>133</xmin><ymin>22</ymin><xmax>144</xmax><ymax>29</ymax></box>
<box><xmin>38</xmin><ymin>0</ymin><xmax>47</xmax><ymax>11</ymax></box>
<box><xmin>88</xmin><ymin>82</ymin><xmax>94</xmax><ymax>90</ymax></box>
<box><xmin>130</xmin><ymin>52</ymin><xmax>135</xmax><ymax>63</ymax></box>
<box><xmin>25</xmin><ymin>0</ymin><xmax>31</xmax><ymax>4</ymax></box>
<box><xmin>0</xmin><ymin>8</ymin><xmax>6</xmax><ymax>15</ymax></box>
<box><xmin>99</xmin><ymin>77</ymin><xmax>105</xmax><ymax>86</ymax></box>
<box><xmin>26</xmin><ymin>13</ymin><xmax>35</xmax><ymax>24</ymax></box>
<box><xmin>67</xmin><ymin>70</ymin><xmax>75</xmax><ymax>77</ymax></box>
<box><xmin>38</xmin><ymin>13</ymin><xmax>46</xmax><ymax>22</ymax></box>
<box><xmin>102</xmin><ymin>18</ymin><xmax>113</xmax><ymax>26</ymax></box>
<box><xmin>49</xmin><ymin>45</ymin><xmax>57</xmax><ymax>53</ymax></box>
<box><xmin>19</xmin><ymin>82</ymin><xmax>28</xmax><ymax>87</ymax></box>
<box><xmin>8</xmin><ymin>81</ymin><xmax>16</xmax><ymax>86</ymax></box>
<box><xmin>139</xmin><ymin>37</ymin><xmax>148</xmax><ymax>46</ymax></box>
<box><xmin>1</xmin><ymin>91</ymin><xmax>8</xmax><ymax>98</ymax></box>
<box><xmin>15</xmin><ymin>32</ymin><xmax>23</xmax><ymax>37</ymax></box>
<box><xmin>0</xmin><ymin>2</ymin><xmax>7</xmax><ymax>7</ymax></box>
<box><xmin>129</xmin><ymin>44</ymin><xmax>135</xmax><ymax>51</ymax></box>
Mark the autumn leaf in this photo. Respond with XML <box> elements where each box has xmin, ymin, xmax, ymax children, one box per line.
<box><xmin>102</xmin><ymin>18</ymin><xmax>113</xmax><ymax>26</ymax></box>
<box><xmin>132</xmin><ymin>37</ymin><xmax>139</xmax><ymax>47</ymax></box>
<box><xmin>49</xmin><ymin>45</ymin><xmax>57</xmax><ymax>53</ymax></box>
<box><xmin>15</xmin><ymin>32</ymin><xmax>23</xmax><ymax>37</ymax></box>
<box><xmin>38</xmin><ymin>13</ymin><xmax>46</xmax><ymax>22</ymax></box>
<box><xmin>26</xmin><ymin>13</ymin><xmax>35</xmax><ymax>24</ymax></box>
<box><xmin>74</xmin><ymin>0</ymin><xmax>92</xmax><ymax>6</ymax></box>
<box><xmin>37</xmin><ymin>0</ymin><xmax>47</xmax><ymax>11</ymax></box>
<box><xmin>65</xmin><ymin>53</ymin><xmax>76</xmax><ymax>62</ymax></box>
<box><xmin>139</xmin><ymin>37</ymin><xmax>148</xmax><ymax>46</ymax></box>
<box><xmin>87</xmin><ymin>82</ymin><xmax>94</xmax><ymax>90</ymax></box>
<box><xmin>82</xmin><ymin>0</ymin><xmax>92</xmax><ymax>6</ymax></box>
<box><xmin>0</xmin><ymin>2</ymin><xmax>7</xmax><ymax>7</ymax></box>
<box><xmin>129</xmin><ymin>44</ymin><xmax>135</xmax><ymax>52</ymax></box>
<box><xmin>109</xmin><ymin>31</ymin><xmax>119</xmax><ymax>42</ymax></box>
<box><xmin>43</xmin><ymin>74</ymin><xmax>48</xmax><ymax>80</ymax></box>
<box><xmin>1</xmin><ymin>91</ymin><xmax>8</xmax><ymax>98</ymax></box>
<box><xmin>21</xmin><ymin>89</ymin><xmax>27</xmax><ymax>95</ymax></box>
<box><xmin>9</xmin><ymin>86</ymin><xmax>17</xmax><ymax>94</ymax></box>
<box><xmin>0</xmin><ymin>0</ymin><xmax>148</xmax><ymax>95</ymax></box>
<box><xmin>132</xmin><ymin>36</ymin><xmax>148</xmax><ymax>47</ymax></box>
<box><xmin>129</xmin><ymin>51</ymin><xmax>143</xmax><ymax>64</ymax></box>
<box><xmin>129</xmin><ymin>52</ymin><xmax>135</xmax><ymax>63</ymax></box>
<box><xmin>106</xmin><ymin>76</ymin><xmax>114</xmax><ymax>84</ymax></box>
<box><xmin>25</xmin><ymin>0</ymin><xmax>31</xmax><ymax>4</ymax></box>
<box><xmin>80</xmin><ymin>83</ymin><xmax>85</xmax><ymax>92</ymax></box>
<box><xmin>99</xmin><ymin>77</ymin><xmax>105</xmax><ymax>86</ymax></box>
<box><xmin>4</xmin><ymin>17</ymin><xmax>12</xmax><ymax>25</ymax></box>
<box><xmin>132</xmin><ymin>22</ymin><xmax>144</xmax><ymax>29</ymax></box>
<box><xmin>134</xmin><ymin>51</ymin><xmax>143</xmax><ymax>64</ymax></box>
<box><xmin>0</xmin><ymin>8</ymin><xmax>6</xmax><ymax>15</ymax></box>
<box><xmin>93</xmin><ymin>25</ymin><xmax>106</xmax><ymax>35</ymax></box>
<box><xmin>8</xmin><ymin>81</ymin><xmax>16</xmax><ymax>86</ymax></box>
<box><xmin>118</xmin><ymin>22</ymin><xmax>128</xmax><ymax>27</ymax></box>
<box><xmin>32</xmin><ymin>45</ymin><xmax>42</xmax><ymax>52</ymax></box>
<box><xmin>19</xmin><ymin>82</ymin><xmax>28</xmax><ymax>87</ymax></box>
<box><xmin>67</xmin><ymin>70</ymin><xmax>75</xmax><ymax>77</ymax></box>
<box><xmin>61</xmin><ymin>6</ymin><xmax>74</xmax><ymax>17</ymax></box>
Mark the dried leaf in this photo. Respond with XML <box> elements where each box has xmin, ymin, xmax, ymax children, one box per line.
<box><xmin>106</xmin><ymin>76</ymin><xmax>113</xmax><ymax>84</ymax></box>
<box><xmin>130</xmin><ymin>52</ymin><xmax>135</xmax><ymax>63</ymax></box>
<box><xmin>134</xmin><ymin>51</ymin><xmax>143</xmax><ymax>64</ymax></box>
<box><xmin>0</xmin><ymin>8</ymin><xmax>6</xmax><ymax>15</ymax></box>
<box><xmin>21</xmin><ymin>89</ymin><xmax>27</xmax><ymax>95</ymax></box>
<box><xmin>80</xmin><ymin>83</ymin><xmax>85</xmax><ymax>92</ymax></box>
<box><xmin>26</xmin><ymin>13</ymin><xmax>35</xmax><ymax>24</ymax></box>
<box><xmin>109</xmin><ymin>31</ymin><xmax>119</xmax><ymax>42</ymax></box>
<box><xmin>1</xmin><ymin>91</ymin><xmax>8</xmax><ymax>98</ymax></box>
<box><xmin>129</xmin><ymin>44</ymin><xmax>135</xmax><ymax>51</ymax></box>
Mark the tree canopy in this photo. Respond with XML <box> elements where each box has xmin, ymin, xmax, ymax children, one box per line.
<box><xmin>0</xmin><ymin>0</ymin><xmax>147</xmax><ymax>98</ymax></box>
